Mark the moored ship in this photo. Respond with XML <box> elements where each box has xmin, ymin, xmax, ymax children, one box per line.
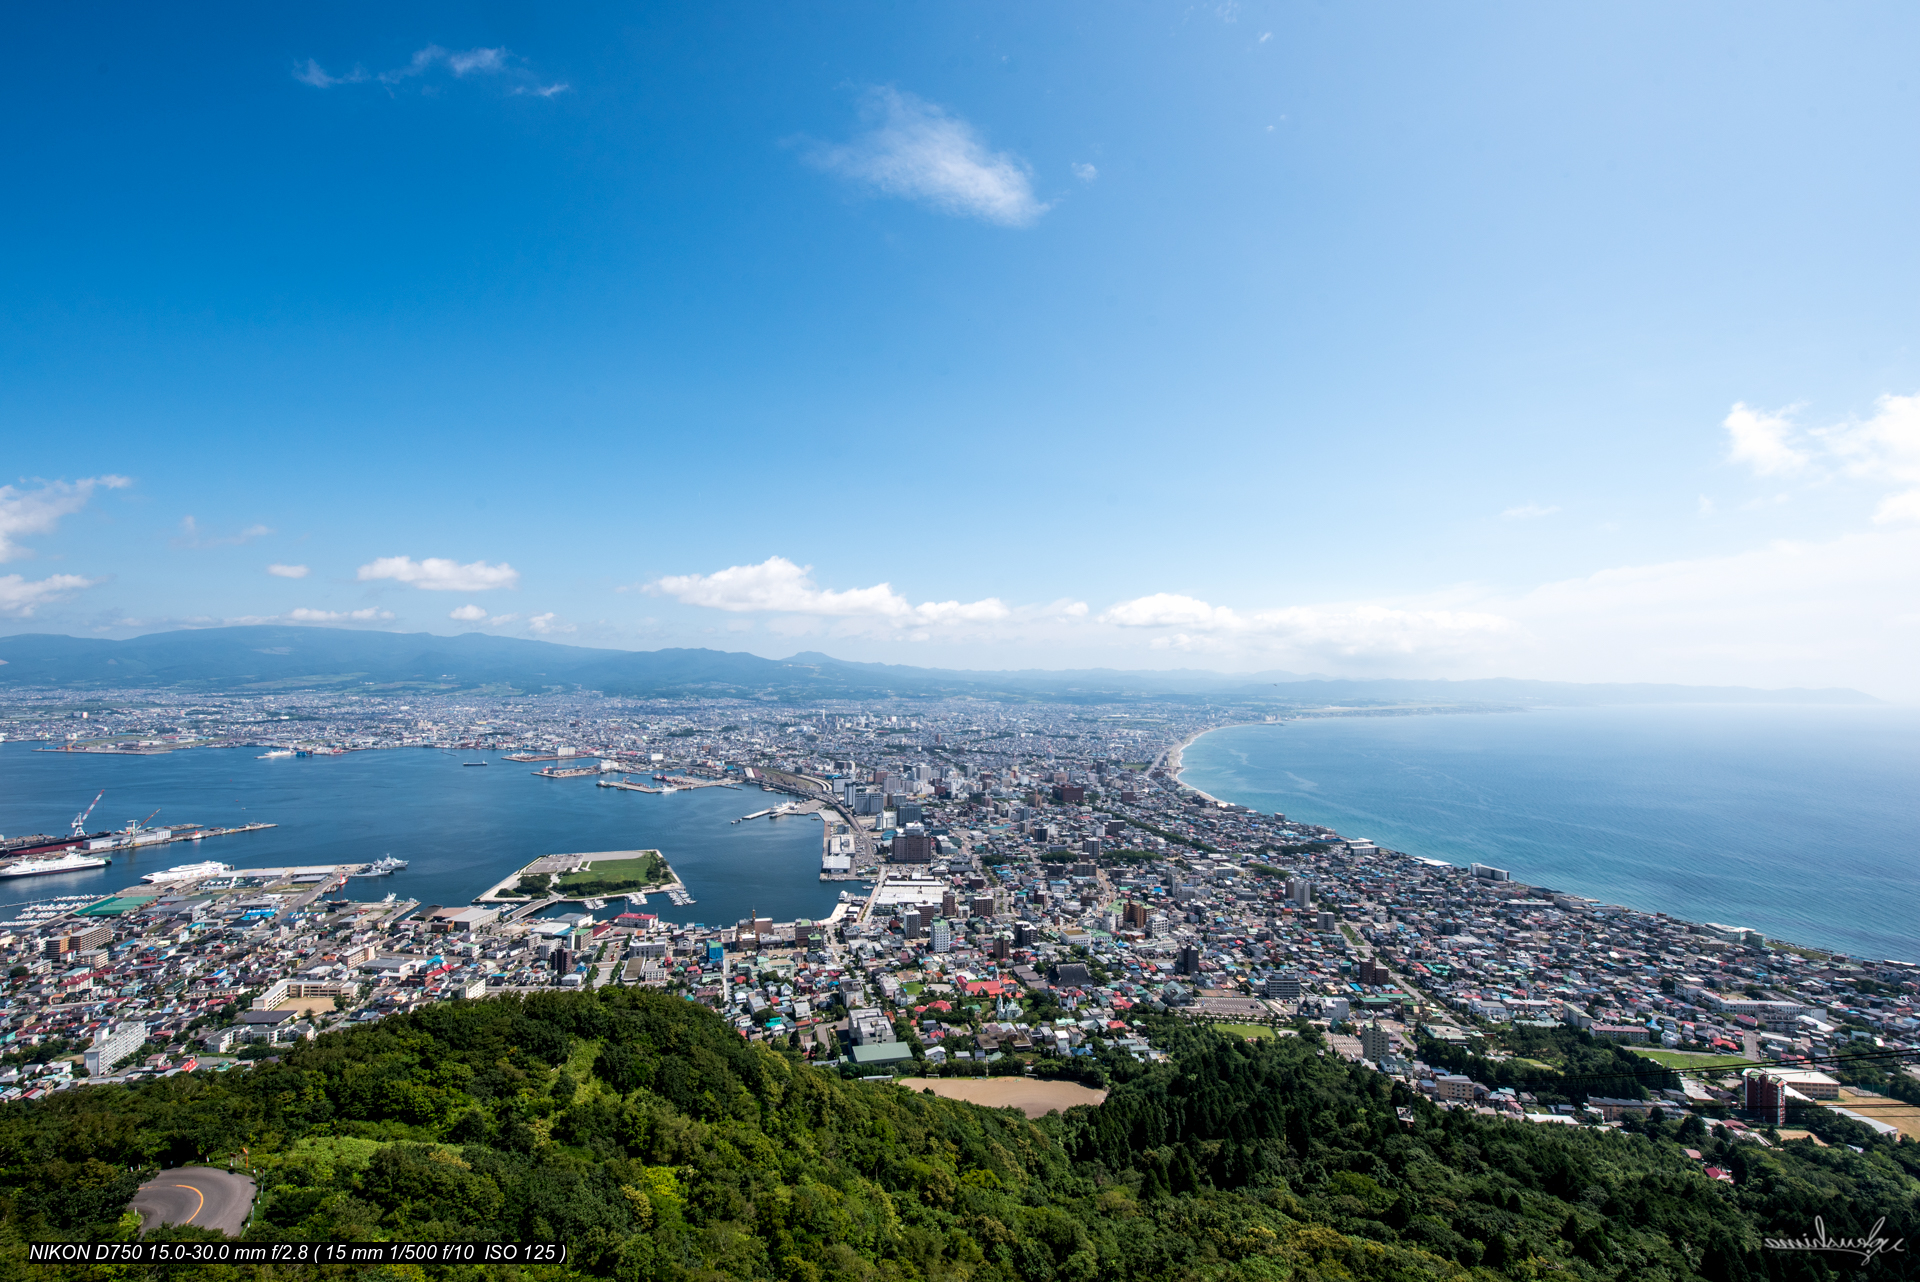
<box><xmin>142</xmin><ymin>860</ymin><xmax>232</xmax><ymax>884</ymax></box>
<box><xmin>0</xmin><ymin>851</ymin><xmax>112</xmax><ymax>878</ymax></box>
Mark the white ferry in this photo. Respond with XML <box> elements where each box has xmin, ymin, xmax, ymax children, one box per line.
<box><xmin>142</xmin><ymin>860</ymin><xmax>232</xmax><ymax>884</ymax></box>
<box><xmin>0</xmin><ymin>852</ymin><xmax>111</xmax><ymax>878</ymax></box>
<box><xmin>258</xmin><ymin>749</ymin><xmax>295</xmax><ymax>759</ymax></box>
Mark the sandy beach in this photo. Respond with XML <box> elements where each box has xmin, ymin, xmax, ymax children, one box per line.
<box><xmin>1165</xmin><ymin>729</ymin><xmax>1225</xmax><ymax>803</ymax></box>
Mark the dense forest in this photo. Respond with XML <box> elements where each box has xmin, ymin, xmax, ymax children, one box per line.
<box><xmin>2</xmin><ymin>989</ymin><xmax>1916</xmax><ymax>1281</ymax></box>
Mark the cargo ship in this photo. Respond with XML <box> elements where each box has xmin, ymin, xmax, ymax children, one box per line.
<box><xmin>0</xmin><ymin>851</ymin><xmax>112</xmax><ymax>878</ymax></box>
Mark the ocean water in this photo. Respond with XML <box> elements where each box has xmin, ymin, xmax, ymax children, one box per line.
<box><xmin>0</xmin><ymin>744</ymin><xmax>835</xmax><ymax>928</ymax></box>
<box><xmin>1178</xmin><ymin>706</ymin><xmax>1920</xmax><ymax>963</ymax></box>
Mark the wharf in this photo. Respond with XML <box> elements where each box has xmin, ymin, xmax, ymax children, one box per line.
<box><xmin>598</xmin><ymin>777</ymin><xmax>662</xmax><ymax>793</ymax></box>
<box><xmin>533</xmin><ymin>765</ymin><xmax>599</xmax><ymax>779</ymax></box>
<box><xmin>735</xmin><ymin>799</ymin><xmax>821</xmax><ymax>823</ymax></box>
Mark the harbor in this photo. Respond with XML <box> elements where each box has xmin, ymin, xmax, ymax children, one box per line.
<box><xmin>0</xmin><ymin>742</ymin><xmax>842</xmax><ymax>935</ymax></box>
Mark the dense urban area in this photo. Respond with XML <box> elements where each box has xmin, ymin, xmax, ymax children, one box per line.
<box><xmin>3</xmin><ymin>686</ymin><xmax>1915</xmax><ymax>1149</ymax></box>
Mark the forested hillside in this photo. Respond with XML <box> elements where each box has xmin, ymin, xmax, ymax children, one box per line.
<box><xmin>2</xmin><ymin>990</ymin><xmax>1916</xmax><ymax>1280</ymax></box>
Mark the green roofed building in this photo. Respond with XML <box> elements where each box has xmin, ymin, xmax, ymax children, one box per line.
<box><xmin>848</xmin><ymin>1043</ymin><xmax>915</xmax><ymax>1067</ymax></box>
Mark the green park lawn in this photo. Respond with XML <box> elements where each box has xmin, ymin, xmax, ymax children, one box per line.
<box><xmin>1634</xmin><ymin>1048</ymin><xmax>1751</xmax><ymax>1070</ymax></box>
<box><xmin>556</xmin><ymin>851</ymin><xmax>669</xmax><ymax>895</ymax></box>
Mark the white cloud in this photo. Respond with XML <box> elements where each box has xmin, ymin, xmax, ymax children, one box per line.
<box><xmin>0</xmin><ymin>475</ymin><xmax>130</xmax><ymax>562</ymax></box>
<box><xmin>175</xmin><ymin>516</ymin><xmax>273</xmax><ymax>548</ymax></box>
<box><xmin>285</xmin><ymin>607</ymin><xmax>393</xmax><ymax>623</ymax></box>
<box><xmin>1500</xmin><ymin>503</ymin><xmax>1559</xmax><ymax>520</ymax></box>
<box><xmin>804</xmin><ymin>88</ymin><xmax>1049</xmax><ymax>227</ymax></box>
<box><xmin>449</xmin><ymin>604</ymin><xmax>488</xmax><ymax>622</ymax></box>
<box><xmin>1494</xmin><ymin>528</ymin><xmax>1920</xmax><ymax>696</ymax></box>
<box><xmin>297</xmin><ymin>45</ymin><xmax>560</xmax><ymax>95</ymax></box>
<box><xmin>1101</xmin><ymin>592</ymin><xmax>1510</xmax><ymax>659</ymax></box>
<box><xmin>446</xmin><ymin>47</ymin><xmax>506</xmax><ymax>77</ymax></box>
<box><xmin>1697</xmin><ymin>496</ymin><xmax>1716</xmax><ymax>518</ymax></box>
<box><xmin>0</xmin><ymin>573</ymin><xmax>97</xmax><ymax>617</ymax></box>
<box><xmin>1816</xmin><ymin>391</ymin><xmax>1920</xmax><ymax>524</ymax></box>
<box><xmin>527</xmin><ymin>612</ymin><xmax>573</xmax><ymax>634</ymax></box>
<box><xmin>357</xmin><ymin>555</ymin><xmax>520</xmax><ymax>591</ymax></box>
<box><xmin>1102</xmin><ymin>593</ymin><xmax>1242</xmax><ymax>630</ymax></box>
<box><xmin>293</xmin><ymin>58</ymin><xmax>366</xmax><ymax>88</ymax></box>
<box><xmin>648</xmin><ymin>556</ymin><xmax>1007</xmax><ymax>628</ymax></box>
<box><xmin>1725</xmin><ymin>392</ymin><xmax>1920</xmax><ymax>524</ymax></box>
<box><xmin>267</xmin><ymin>563</ymin><xmax>310</xmax><ymax>578</ymax></box>
<box><xmin>1723</xmin><ymin>402</ymin><xmax>1810</xmax><ymax>476</ymax></box>
<box><xmin>1071</xmin><ymin>162</ymin><xmax>1098</xmax><ymax>183</ymax></box>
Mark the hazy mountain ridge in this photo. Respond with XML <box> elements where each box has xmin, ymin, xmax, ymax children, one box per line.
<box><xmin>0</xmin><ymin>627</ymin><xmax>1879</xmax><ymax>705</ymax></box>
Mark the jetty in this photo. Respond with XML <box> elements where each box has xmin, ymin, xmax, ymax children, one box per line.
<box><xmin>598</xmin><ymin>777</ymin><xmax>662</xmax><ymax>793</ymax></box>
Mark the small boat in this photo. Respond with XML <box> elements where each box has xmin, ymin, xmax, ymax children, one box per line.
<box><xmin>356</xmin><ymin>855</ymin><xmax>408</xmax><ymax>877</ymax></box>
<box><xmin>462</xmin><ymin>759</ymin><xmax>489</xmax><ymax>767</ymax></box>
<box><xmin>584</xmin><ymin>897</ymin><xmax>607</xmax><ymax>910</ymax></box>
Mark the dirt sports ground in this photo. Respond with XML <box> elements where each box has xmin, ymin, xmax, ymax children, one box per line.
<box><xmin>904</xmin><ymin>1078</ymin><xmax>1108</xmax><ymax>1117</ymax></box>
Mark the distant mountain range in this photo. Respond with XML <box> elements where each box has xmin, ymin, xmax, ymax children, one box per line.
<box><xmin>0</xmin><ymin>626</ymin><xmax>1880</xmax><ymax>706</ymax></box>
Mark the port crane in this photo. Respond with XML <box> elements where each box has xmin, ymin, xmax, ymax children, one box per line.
<box><xmin>68</xmin><ymin>789</ymin><xmax>105</xmax><ymax>837</ymax></box>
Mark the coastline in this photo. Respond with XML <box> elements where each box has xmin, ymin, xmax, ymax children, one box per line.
<box><xmin>1166</xmin><ymin>726</ymin><xmax>1228</xmax><ymax>805</ymax></box>
<box><xmin>1171</xmin><ymin>712</ymin><xmax>1915</xmax><ymax>963</ymax></box>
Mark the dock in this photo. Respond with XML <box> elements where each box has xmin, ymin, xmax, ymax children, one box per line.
<box><xmin>598</xmin><ymin>777</ymin><xmax>662</xmax><ymax>793</ymax></box>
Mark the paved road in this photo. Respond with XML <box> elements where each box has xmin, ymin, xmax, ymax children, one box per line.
<box><xmin>130</xmin><ymin>1167</ymin><xmax>256</xmax><ymax>1237</ymax></box>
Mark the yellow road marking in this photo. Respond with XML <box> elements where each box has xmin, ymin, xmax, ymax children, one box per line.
<box><xmin>171</xmin><ymin>1183</ymin><xmax>205</xmax><ymax>1224</ymax></box>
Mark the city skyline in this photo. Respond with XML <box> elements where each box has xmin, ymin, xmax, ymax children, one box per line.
<box><xmin>4</xmin><ymin>3</ymin><xmax>1919</xmax><ymax>697</ymax></box>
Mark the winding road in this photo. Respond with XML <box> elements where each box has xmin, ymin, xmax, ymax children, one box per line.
<box><xmin>129</xmin><ymin>1166</ymin><xmax>256</xmax><ymax>1237</ymax></box>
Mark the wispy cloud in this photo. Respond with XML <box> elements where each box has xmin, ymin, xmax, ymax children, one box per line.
<box><xmin>1500</xmin><ymin>503</ymin><xmax>1559</xmax><ymax>520</ymax></box>
<box><xmin>803</xmin><ymin>88</ymin><xmax>1049</xmax><ymax>227</ymax></box>
<box><xmin>527</xmin><ymin>612</ymin><xmax>572</xmax><ymax>634</ymax></box>
<box><xmin>1071</xmin><ymin>162</ymin><xmax>1098</xmax><ymax>183</ymax></box>
<box><xmin>648</xmin><ymin>556</ymin><xmax>1007</xmax><ymax>628</ymax></box>
<box><xmin>295</xmin><ymin>45</ymin><xmax>567</xmax><ymax>97</ymax></box>
<box><xmin>174</xmin><ymin>516</ymin><xmax>272</xmax><ymax>548</ymax></box>
<box><xmin>0</xmin><ymin>573</ymin><xmax>97</xmax><ymax>617</ymax></box>
<box><xmin>1725</xmin><ymin>393</ymin><xmax>1920</xmax><ymax>523</ymax></box>
<box><xmin>0</xmin><ymin>475</ymin><xmax>130</xmax><ymax>562</ymax></box>
<box><xmin>357</xmin><ymin>555</ymin><xmax>519</xmax><ymax>591</ymax></box>
<box><xmin>1099</xmin><ymin>592</ymin><xmax>1511</xmax><ymax>658</ymax></box>
<box><xmin>285</xmin><ymin>607</ymin><xmax>393</xmax><ymax>623</ymax></box>
<box><xmin>267</xmin><ymin>563</ymin><xmax>309</xmax><ymax>579</ymax></box>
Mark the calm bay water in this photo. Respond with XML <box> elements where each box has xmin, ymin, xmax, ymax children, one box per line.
<box><xmin>1179</xmin><ymin>706</ymin><xmax>1920</xmax><ymax>963</ymax></box>
<box><xmin>0</xmin><ymin>743</ymin><xmax>834</xmax><ymax>927</ymax></box>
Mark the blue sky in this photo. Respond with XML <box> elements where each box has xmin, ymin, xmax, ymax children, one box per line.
<box><xmin>4</xmin><ymin>2</ymin><xmax>1918</xmax><ymax>696</ymax></box>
